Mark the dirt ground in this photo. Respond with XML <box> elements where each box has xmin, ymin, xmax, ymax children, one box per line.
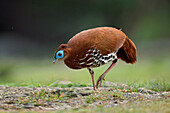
<box><xmin>0</xmin><ymin>82</ymin><xmax>169</xmax><ymax>112</ymax></box>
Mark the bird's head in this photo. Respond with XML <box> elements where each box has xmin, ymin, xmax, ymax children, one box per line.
<box><xmin>53</xmin><ymin>44</ymin><xmax>70</xmax><ymax>64</ymax></box>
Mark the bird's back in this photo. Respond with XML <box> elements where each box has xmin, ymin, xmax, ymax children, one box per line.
<box><xmin>67</xmin><ymin>27</ymin><xmax>126</xmax><ymax>55</ymax></box>
<box><xmin>64</xmin><ymin>27</ymin><xmax>128</xmax><ymax>69</ymax></box>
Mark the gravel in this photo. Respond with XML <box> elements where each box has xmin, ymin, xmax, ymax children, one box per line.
<box><xmin>0</xmin><ymin>83</ymin><xmax>169</xmax><ymax>111</ymax></box>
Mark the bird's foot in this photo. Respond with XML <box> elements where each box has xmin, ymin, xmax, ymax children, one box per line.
<box><xmin>96</xmin><ymin>76</ymin><xmax>105</xmax><ymax>88</ymax></box>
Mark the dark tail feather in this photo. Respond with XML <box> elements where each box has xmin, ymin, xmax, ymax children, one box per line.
<box><xmin>117</xmin><ymin>36</ymin><xmax>137</xmax><ymax>64</ymax></box>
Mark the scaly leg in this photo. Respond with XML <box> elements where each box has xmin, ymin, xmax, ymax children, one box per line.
<box><xmin>96</xmin><ymin>59</ymin><xmax>118</xmax><ymax>88</ymax></box>
<box><xmin>88</xmin><ymin>68</ymin><xmax>95</xmax><ymax>90</ymax></box>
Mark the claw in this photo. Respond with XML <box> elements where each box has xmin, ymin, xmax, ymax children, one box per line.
<box><xmin>100</xmin><ymin>79</ymin><xmax>102</xmax><ymax>87</ymax></box>
<box><xmin>96</xmin><ymin>79</ymin><xmax>100</xmax><ymax>89</ymax></box>
<box><xmin>96</xmin><ymin>80</ymin><xmax>99</xmax><ymax>89</ymax></box>
<box><xmin>96</xmin><ymin>76</ymin><xmax>103</xmax><ymax>88</ymax></box>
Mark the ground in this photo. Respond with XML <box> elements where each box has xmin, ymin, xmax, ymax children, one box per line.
<box><xmin>0</xmin><ymin>81</ymin><xmax>169</xmax><ymax>112</ymax></box>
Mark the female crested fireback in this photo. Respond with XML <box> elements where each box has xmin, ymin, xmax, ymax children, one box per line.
<box><xmin>53</xmin><ymin>27</ymin><xmax>137</xmax><ymax>90</ymax></box>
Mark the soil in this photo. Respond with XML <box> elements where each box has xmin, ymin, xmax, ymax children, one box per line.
<box><xmin>0</xmin><ymin>82</ymin><xmax>169</xmax><ymax>111</ymax></box>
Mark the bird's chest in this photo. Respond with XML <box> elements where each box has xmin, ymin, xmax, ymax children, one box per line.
<box><xmin>65</xmin><ymin>48</ymin><xmax>117</xmax><ymax>69</ymax></box>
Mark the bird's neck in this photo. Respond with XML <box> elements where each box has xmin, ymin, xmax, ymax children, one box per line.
<box><xmin>63</xmin><ymin>48</ymin><xmax>71</xmax><ymax>60</ymax></box>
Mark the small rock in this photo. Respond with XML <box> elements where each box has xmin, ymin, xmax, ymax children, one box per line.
<box><xmin>84</xmin><ymin>87</ymin><xmax>91</xmax><ymax>90</ymax></box>
<box><xmin>137</xmin><ymin>88</ymin><xmax>145</xmax><ymax>93</ymax></box>
<box><xmin>103</xmin><ymin>81</ymin><xmax>116</xmax><ymax>86</ymax></box>
<box><xmin>39</xmin><ymin>106</ymin><xmax>58</xmax><ymax>110</ymax></box>
<box><xmin>24</xmin><ymin>104</ymin><xmax>34</xmax><ymax>109</ymax></box>
<box><xmin>162</xmin><ymin>92</ymin><xmax>170</xmax><ymax>96</ymax></box>
<box><xmin>80</xmin><ymin>92</ymin><xmax>91</xmax><ymax>96</ymax></box>
<box><xmin>58</xmin><ymin>81</ymin><xmax>72</xmax><ymax>85</ymax></box>
<box><xmin>137</xmin><ymin>88</ymin><xmax>156</xmax><ymax>94</ymax></box>
<box><xmin>103</xmin><ymin>104</ymin><xmax>117</xmax><ymax>108</ymax></box>
<box><xmin>113</xmin><ymin>100</ymin><xmax>118</xmax><ymax>104</ymax></box>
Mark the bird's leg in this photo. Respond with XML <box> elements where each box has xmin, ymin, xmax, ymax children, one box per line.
<box><xmin>88</xmin><ymin>68</ymin><xmax>95</xmax><ymax>90</ymax></box>
<box><xmin>96</xmin><ymin>59</ymin><xmax>118</xmax><ymax>88</ymax></box>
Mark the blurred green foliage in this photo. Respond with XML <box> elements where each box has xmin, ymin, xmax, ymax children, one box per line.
<box><xmin>0</xmin><ymin>56</ymin><xmax>169</xmax><ymax>87</ymax></box>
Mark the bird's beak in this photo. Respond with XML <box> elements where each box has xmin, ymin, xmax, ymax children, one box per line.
<box><xmin>53</xmin><ymin>59</ymin><xmax>58</xmax><ymax>64</ymax></box>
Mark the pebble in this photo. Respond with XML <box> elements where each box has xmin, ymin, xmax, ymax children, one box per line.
<box><xmin>23</xmin><ymin>104</ymin><xmax>34</xmax><ymax>109</ymax></box>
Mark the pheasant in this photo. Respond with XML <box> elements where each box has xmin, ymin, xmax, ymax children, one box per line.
<box><xmin>53</xmin><ymin>27</ymin><xmax>137</xmax><ymax>90</ymax></box>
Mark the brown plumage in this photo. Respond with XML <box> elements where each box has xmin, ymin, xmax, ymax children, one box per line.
<box><xmin>53</xmin><ymin>27</ymin><xmax>137</xmax><ymax>90</ymax></box>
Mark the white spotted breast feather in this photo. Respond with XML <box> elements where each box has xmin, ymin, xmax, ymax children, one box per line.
<box><xmin>78</xmin><ymin>47</ymin><xmax>117</xmax><ymax>68</ymax></box>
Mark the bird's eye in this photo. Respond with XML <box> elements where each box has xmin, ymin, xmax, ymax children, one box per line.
<box><xmin>58</xmin><ymin>53</ymin><xmax>62</xmax><ymax>56</ymax></box>
<box><xmin>56</xmin><ymin>50</ymin><xmax>64</xmax><ymax>59</ymax></box>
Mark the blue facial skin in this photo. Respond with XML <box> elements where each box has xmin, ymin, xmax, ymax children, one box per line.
<box><xmin>55</xmin><ymin>50</ymin><xmax>64</xmax><ymax>60</ymax></box>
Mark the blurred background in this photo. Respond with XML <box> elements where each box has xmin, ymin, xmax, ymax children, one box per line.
<box><xmin>0</xmin><ymin>0</ymin><xmax>170</xmax><ymax>85</ymax></box>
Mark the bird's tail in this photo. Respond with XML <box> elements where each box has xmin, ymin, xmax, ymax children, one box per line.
<box><xmin>117</xmin><ymin>36</ymin><xmax>137</xmax><ymax>64</ymax></box>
